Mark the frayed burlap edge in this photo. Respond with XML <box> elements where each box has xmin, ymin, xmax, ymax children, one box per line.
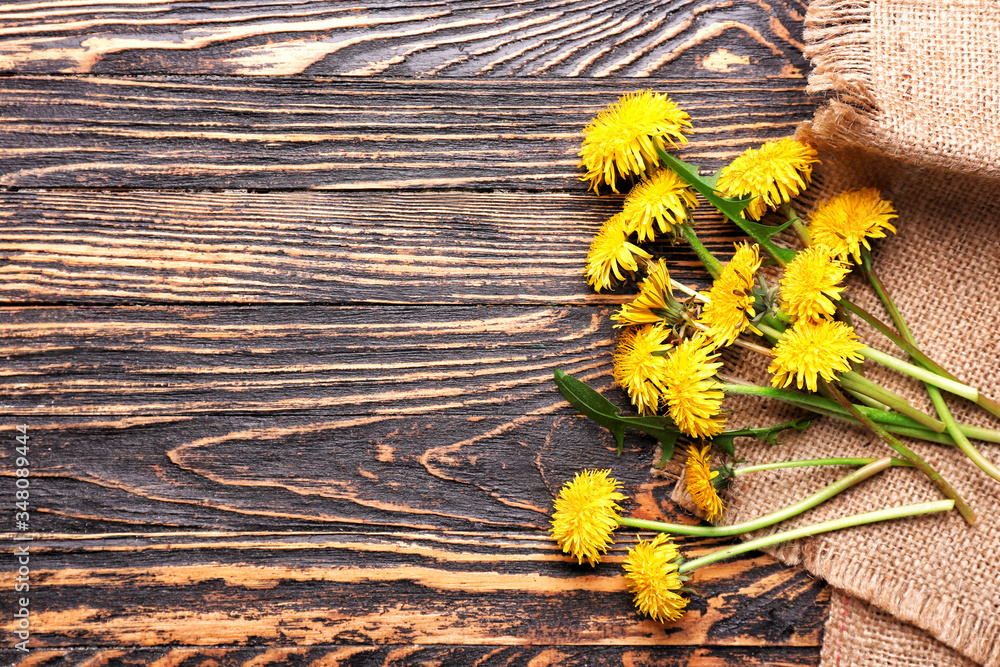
<box><xmin>803</xmin><ymin>0</ymin><xmax>882</xmax><ymax>156</ymax></box>
<box><xmin>804</xmin><ymin>0</ymin><xmax>1000</xmax><ymax>180</ymax></box>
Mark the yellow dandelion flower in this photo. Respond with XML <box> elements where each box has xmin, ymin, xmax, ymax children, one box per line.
<box><xmin>613</xmin><ymin>323</ymin><xmax>672</xmax><ymax>415</ymax></box>
<box><xmin>550</xmin><ymin>469</ymin><xmax>626</xmax><ymax>566</ymax></box>
<box><xmin>585</xmin><ymin>213</ymin><xmax>654</xmax><ymax>293</ymax></box>
<box><xmin>622</xmin><ymin>169</ymin><xmax>699</xmax><ymax>242</ymax></box>
<box><xmin>779</xmin><ymin>244</ymin><xmax>851</xmax><ymax>322</ymax></box>
<box><xmin>579</xmin><ymin>90</ymin><xmax>693</xmax><ymax>193</ymax></box>
<box><xmin>716</xmin><ymin>138</ymin><xmax>819</xmax><ymax>220</ymax></box>
<box><xmin>623</xmin><ymin>533</ymin><xmax>689</xmax><ymax>623</ymax></box>
<box><xmin>685</xmin><ymin>444</ymin><xmax>724</xmax><ymax>522</ymax></box>
<box><xmin>661</xmin><ymin>336</ymin><xmax>726</xmax><ymax>439</ymax></box>
<box><xmin>698</xmin><ymin>242</ymin><xmax>764</xmax><ymax>348</ymax></box>
<box><xmin>769</xmin><ymin>319</ymin><xmax>866</xmax><ymax>392</ymax></box>
<box><xmin>808</xmin><ymin>188</ymin><xmax>898</xmax><ymax>263</ymax></box>
<box><xmin>612</xmin><ymin>259</ymin><xmax>682</xmax><ymax>328</ymax></box>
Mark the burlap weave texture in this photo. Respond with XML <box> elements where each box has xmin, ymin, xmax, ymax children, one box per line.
<box><xmin>712</xmin><ymin>2</ymin><xmax>1000</xmax><ymax>664</ymax></box>
<box><xmin>820</xmin><ymin>592</ymin><xmax>978</xmax><ymax>667</ymax></box>
<box><xmin>806</xmin><ymin>0</ymin><xmax>1000</xmax><ymax>179</ymax></box>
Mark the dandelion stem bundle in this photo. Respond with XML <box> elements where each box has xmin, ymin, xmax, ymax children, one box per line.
<box><xmin>676</xmin><ymin>500</ymin><xmax>955</xmax><ymax>573</ymax></box>
<box><xmin>550</xmin><ymin>89</ymin><xmax>1000</xmax><ymax>624</ymax></box>
<box><xmin>620</xmin><ymin>457</ymin><xmax>891</xmax><ymax>537</ymax></box>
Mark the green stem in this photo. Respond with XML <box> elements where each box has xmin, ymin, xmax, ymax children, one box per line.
<box><xmin>843</xmin><ymin>386</ymin><xmax>891</xmax><ymax>411</ymax></box>
<box><xmin>861</xmin><ymin>251</ymin><xmax>1000</xmax><ymax>421</ymax></box>
<box><xmin>732</xmin><ymin>457</ymin><xmax>912</xmax><ymax>476</ymax></box>
<box><xmin>839</xmin><ymin>298</ymin><xmax>950</xmax><ymax>376</ymax></box>
<box><xmin>780</xmin><ymin>202</ymin><xmax>810</xmax><ymax>247</ymax></box>
<box><xmin>755</xmin><ymin>321</ymin><xmax>785</xmax><ymax>343</ymax></box>
<box><xmin>822</xmin><ymin>381</ymin><xmax>975</xmax><ymax>525</ymax></box>
<box><xmin>860</xmin><ymin>251</ymin><xmax>910</xmax><ymax>337</ymax></box>
<box><xmin>971</xmin><ymin>393</ymin><xmax>1000</xmax><ymax>421</ymax></box>
<box><xmin>977</xmin><ymin>394</ymin><xmax>1000</xmax><ymax>421</ymax></box>
<box><xmin>618</xmin><ymin>458</ymin><xmax>892</xmax><ymax>537</ymax></box>
<box><xmin>680</xmin><ymin>223</ymin><xmax>723</xmax><ymax>280</ymax></box>
<box><xmin>676</xmin><ymin>500</ymin><xmax>955</xmax><ymax>573</ymax></box>
<box><xmin>720</xmin><ymin>380</ymin><xmax>838</xmax><ymax>411</ymax></box>
<box><xmin>927</xmin><ymin>386</ymin><xmax>1000</xmax><ymax>482</ymax></box>
<box><xmin>961</xmin><ymin>424</ymin><xmax>1000</xmax><ymax>444</ymax></box>
<box><xmin>862</xmin><ymin>347</ymin><xmax>979</xmax><ymax>402</ymax></box>
<box><xmin>839</xmin><ymin>370</ymin><xmax>945</xmax><ymax>432</ymax></box>
<box><xmin>861</xmin><ymin>254</ymin><xmax>1000</xmax><ymax>481</ymax></box>
<box><xmin>799</xmin><ymin>403</ymin><xmax>957</xmax><ymax>445</ymax></box>
<box><xmin>720</xmin><ymin>380</ymin><xmax>1000</xmax><ymax>445</ymax></box>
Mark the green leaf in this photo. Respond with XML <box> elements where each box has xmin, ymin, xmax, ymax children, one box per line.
<box><xmin>657</xmin><ymin>149</ymin><xmax>751</xmax><ymax>223</ymax></box>
<box><xmin>554</xmin><ymin>369</ymin><xmax>626</xmax><ymax>452</ymax></box>
<box><xmin>553</xmin><ymin>369</ymin><xmax>681</xmax><ymax>465</ymax></box>
<box><xmin>710</xmin><ymin>416</ymin><xmax>814</xmax><ymax>455</ymax></box>
<box><xmin>656</xmin><ymin>148</ymin><xmax>798</xmax><ymax>266</ymax></box>
<box><xmin>732</xmin><ymin>217</ymin><xmax>798</xmax><ymax>266</ymax></box>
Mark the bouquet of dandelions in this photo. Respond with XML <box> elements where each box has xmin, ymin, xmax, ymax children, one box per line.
<box><xmin>549</xmin><ymin>90</ymin><xmax>1000</xmax><ymax>624</ymax></box>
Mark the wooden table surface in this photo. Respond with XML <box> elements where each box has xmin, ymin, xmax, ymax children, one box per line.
<box><xmin>0</xmin><ymin>1</ymin><xmax>829</xmax><ymax>665</ymax></box>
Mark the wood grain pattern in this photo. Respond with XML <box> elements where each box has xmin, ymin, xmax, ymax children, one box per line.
<box><xmin>0</xmin><ymin>305</ymin><xmax>622</xmax><ymax>416</ymax></box>
<box><xmin>1</xmin><ymin>530</ymin><xmax>827</xmax><ymax>648</ymax></box>
<box><xmin>0</xmin><ymin>0</ymin><xmax>808</xmax><ymax>78</ymax></box>
<box><xmin>2</xmin><ymin>413</ymin><xmax>677</xmax><ymax>532</ymax></box>
<box><xmin>0</xmin><ymin>191</ymin><xmax>753</xmax><ymax>305</ymax></box>
<box><xmin>0</xmin><ymin>77</ymin><xmax>816</xmax><ymax>190</ymax></box>
<box><xmin>0</xmin><ymin>412</ymin><xmax>826</xmax><ymax>651</ymax></box>
<box><xmin>0</xmin><ymin>646</ymin><xmax>824</xmax><ymax>667</ymax></box>
<box><xmin>0</xmin><ymin>1</ymin><xmax>833</xmax><ymax>662</ymax></box>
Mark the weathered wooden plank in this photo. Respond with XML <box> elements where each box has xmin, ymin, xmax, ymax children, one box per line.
<box><xmin>0</xmin><ymin>191</ymin><xmax>750</xmax><ymax>305</ymax></box>
<box><xmin>0</xmin><ymin>305</ymin><xmax>625</xmax><ymax>416</ymax></box>
<box><xmin>0</xmin><ymin>646</ymin><xmax>824</xmax><ymax>666</ymax></box>
<box><xmin>0</xmin><ymin>0</ymin><xmax>808</xmax><ymax>79</ymax></box>
<box><xmin>1</xmin><ymin>530</ymin><xmax>828</xmax><ymax>648</ymax></box>
<box><xmin>0</xmin><ymin>304</ymin><xmax>740</xmax><ymax>418</ymax></box>
<box><xmin>1</xmin><ymin>406</ymin><xmax>801</xmax><ymax>535</ymax></box>
<box><xmin>0</xmin><ymin>412</ymin><xmax>828</xmax><ymax>655</ymax></box>
<box><xmin>0</xmin><ymin>77</ymin><xmax>816</xmax><ymax>189</ymax></box>
<box><xmin>0</xmin><ymin>413</ymin><xmax>676</xmax><ymax>531</ymax></box>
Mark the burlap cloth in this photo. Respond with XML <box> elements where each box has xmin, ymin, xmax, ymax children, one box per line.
<box><xmin>675</xmin><ymin>1</ymin><xmax>1000</xmax><ymax>664</ymax></box>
